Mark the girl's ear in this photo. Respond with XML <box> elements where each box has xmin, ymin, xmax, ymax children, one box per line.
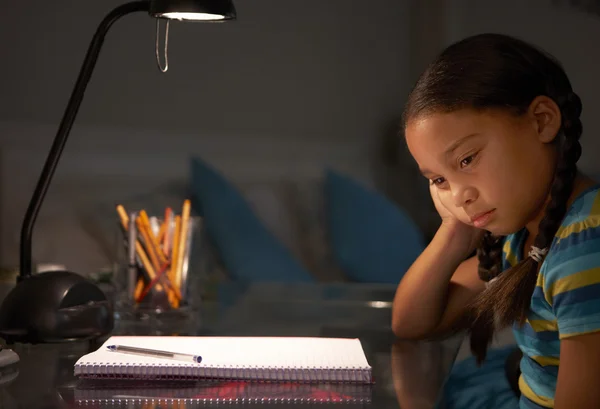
<box><xmin>528</xmin><ymin>96</ymin><xmax>562</xmax><ymax>143</ymax></box>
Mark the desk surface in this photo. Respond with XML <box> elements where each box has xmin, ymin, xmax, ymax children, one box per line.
<box><xmin>0</xmin><ymin>282</ymin><xmax>464</xmax><ymax>408</ymax></box>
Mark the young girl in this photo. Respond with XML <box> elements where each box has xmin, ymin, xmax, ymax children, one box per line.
<box><xmin>392</xmin><ymin>33</ymin><xmax>600</xmax><ymax>409</ymax></box>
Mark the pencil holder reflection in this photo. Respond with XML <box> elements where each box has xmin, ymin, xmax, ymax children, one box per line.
<box><xmin>112</xmin><ymin>203</ymin><xmax>203</xmax><ymax>333</ymax></box>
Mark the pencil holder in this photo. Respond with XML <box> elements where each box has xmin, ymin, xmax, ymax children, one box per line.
<box><xmin>111</xmin><ymin>203</ymin><xmax>203</xmax><ymax>335</ymax></box>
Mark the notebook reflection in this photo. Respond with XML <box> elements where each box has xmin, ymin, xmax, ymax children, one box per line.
<box><xmin>74</xmin><ymin>379</ymin><xmax>373</xmax><ymax>405</ymax></box>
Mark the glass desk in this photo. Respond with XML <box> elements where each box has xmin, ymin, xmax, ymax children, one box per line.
<box><xmin>0</xmin><ymin>282</ymin><xmax>464</xmax><ymax>408</ymax></box>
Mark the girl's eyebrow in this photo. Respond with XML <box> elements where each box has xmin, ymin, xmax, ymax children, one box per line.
<box><xmin>444</xmin><ymin>133</ymin><xmax>480</xmax><ymax>157</ymax></box>
<box><xmin>419</xmin><ymin>168</ymin><xmax>434</xmax><ymax>178</ymax></box>
<box><xmin>419</xmin><ymin>133</ymin><xmax>481</xmax><ymax>177</ymax></box>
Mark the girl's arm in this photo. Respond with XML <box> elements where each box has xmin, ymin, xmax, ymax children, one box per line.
<box><xmin>554</xmin><ymin>332</ymin><xmax>600</xmax><ymax>409</ymax></box>
<box><xmin>391</xmin><ymin>224</ymin><xmax>485</xmax><ymax>339</ymax></box>
<box><xmin>542</xmin><ymin>217</ymin><xmax>600</xmax><ymax>408</ymax></box>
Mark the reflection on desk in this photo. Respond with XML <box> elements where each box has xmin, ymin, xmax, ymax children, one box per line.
<box><xmin>74</xmin><ymin>379</ymin><xmax>372</xmax><ymax>404</ymax></box>
<box><xmin>391</xmin><ymin>338</ymin><xmax>461</xmax><ymax>409</ymax></box>
<box><xmin>0</xmin><ymin>363</ymin><xmax>18</xmax><ymax>387</ymax></box>
<box><xmin>0</xmin><ymin>283</ymin><xmax>465</xmax><ymax>409</ymax></box>
<box><xmin>0</xmin><ymin>348</ymin><xmax>20</xmax><ymax>387</ymax></box>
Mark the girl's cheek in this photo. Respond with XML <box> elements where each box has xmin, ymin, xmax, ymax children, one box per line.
<box><xmin>439</xmin><ymin>194</ymin><xmax>472</xmax><ymax>225</ymax></box>
<box><xmin>453</xmin><ymin>208</ymin><xmax>473</xmax><ymax>226</ymax></box>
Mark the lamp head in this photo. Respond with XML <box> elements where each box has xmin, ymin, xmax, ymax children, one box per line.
<box><xmin>150</xmin><ymin>0</ymin><xmax>236</xmax><ymax>21</ymax></box>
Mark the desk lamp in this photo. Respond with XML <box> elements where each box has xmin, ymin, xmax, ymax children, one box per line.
<box><xmin>0</xmin><ymin>0</ymin><xmax>236</xmax><ymax>344</ymax></box>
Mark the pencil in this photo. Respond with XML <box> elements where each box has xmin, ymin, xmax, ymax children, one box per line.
<box><xmin>137</xmin><ymin>264</ymin><xmax>170</xmax><ymax>303</ymax></box>
<box><xmin>139</xmin><ymin>210</ymin><xmax>168</xmax><ymax>266</ymax></box>
<box><xmin>149</xmin><ymin>216</ymin><xmax>160</xmax><ymax>236</ymax></box>
<box><xmin>174</xmin><ymin>200</ymin><xmax>191</xmax><ymax>307</ymax></box>
<box><xmin>168</xmin><ymin>215</ymin><xmax>182</xmax><ymax>306</ymax></box>
<box><xmin>127</xmin><ymin>212</ymin><xmax>137</xmax><ymax>301</ymax></box>
<box><xmin>116</xmin><ymin>205</ymin><xmax>164</xmax><ymax>293</ymax></box>
<box><xmin>134</xmin><ymin>276</ymin><xmax>145</xmax><ymax>300</ymax></box>
<box><xmin>157</xmin><ymin>220</ymin><xmax>167</xmax><ymax>244</ymax></box>
<box><xmin>162</xmin><ymin>207</ymin><xmax>173</xmax><ymax>255</ymax></box>
<box><xmin>136</xmin><ymin>217</ymin><xmax>160</xmax><ymax>272</ymax></box>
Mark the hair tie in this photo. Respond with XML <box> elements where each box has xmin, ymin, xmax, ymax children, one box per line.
<box><xmin>484</xmin><ymin>276</ymin><xmax>498</xmax><ymax>289</ymax></box>
<box><xmin>528</xmin><ymin>246</ymin><xmax>548</xmax><ymax>263</ymax></box>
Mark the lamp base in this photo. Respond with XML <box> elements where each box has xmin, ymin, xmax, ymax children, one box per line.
<box><xmin>0</xmin><ymin>271</ymin><xmax>113</xmax><ymax>344</ymax></box>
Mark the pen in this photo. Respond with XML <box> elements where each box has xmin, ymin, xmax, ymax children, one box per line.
<box><xmin>107</xmin><ymin>344</ymin><xmax>202</xmax><ymax>363</ymax></box>
<box><xmin>127</xmin><ymin>212</ymin><xmax>137</xmax><ymax>302</ymax></box>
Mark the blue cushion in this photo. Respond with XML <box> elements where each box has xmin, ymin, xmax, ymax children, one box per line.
<box><xmin>325</xmin><ymin>169</ymin><xmax>425</xmax><ymax>283</ymax></box>
<box><xmin>440</xmin><ymin>346</ymin><xmax>519</xmax><ymax>409</ymax></box>
<box><xmin>190</xmin><ymin>157</ymin><xmax>314</xmax><ymax>283</ymax></box>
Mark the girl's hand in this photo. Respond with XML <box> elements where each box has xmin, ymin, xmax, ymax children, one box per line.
<box><xmin>430</xmin><ymin>183</ymin><xmax>485</xmax><ymax>259</ymax></box>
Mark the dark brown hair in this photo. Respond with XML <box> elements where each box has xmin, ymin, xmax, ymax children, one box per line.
<box><xmin>402</xmin><ymin>33</ymin><xmax>583</xmax><ymax>364</ymax></box>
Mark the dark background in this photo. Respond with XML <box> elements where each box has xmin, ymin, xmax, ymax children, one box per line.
<box><xmin>1</xmin><ymin>0</ymin><xmax>598</xmax><ymax>276</ymax></box>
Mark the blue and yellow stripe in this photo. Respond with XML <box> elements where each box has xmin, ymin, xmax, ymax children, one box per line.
<box><xmin>502</xmin><ymin>186</ymin><xmax>600</xmax><ymax>409</ymax></box>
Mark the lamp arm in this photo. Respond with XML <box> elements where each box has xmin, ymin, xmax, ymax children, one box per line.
<box><xmin>19</xmin><ymin>1</ymin><xmax>150</xmax><ymax>280</ymax></box>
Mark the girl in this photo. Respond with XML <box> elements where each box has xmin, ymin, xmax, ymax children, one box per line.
<box><xmin>392</xmin><ymin>33</ymin><xmax>600</xmax><ymax>409</ymax></box>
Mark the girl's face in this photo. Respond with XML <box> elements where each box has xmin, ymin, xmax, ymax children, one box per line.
<box><xmin>405</xmin><ymin>106</ymin><xmax>559</xmax><ymax>236</ymax></box>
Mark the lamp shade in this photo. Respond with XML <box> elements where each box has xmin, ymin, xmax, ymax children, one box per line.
<box><xmin>149</xmin><ymin>0</ymin><xmax>236</xmax><ymax>21</ymax></box>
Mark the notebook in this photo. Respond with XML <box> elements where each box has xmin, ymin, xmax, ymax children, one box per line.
<box><xmin>74</xmin><ymin>336</ymin><xmax>372</xmax><ymax>383</ymax></box>
<box><xmin>74</xmin><ymin>379</ymin><xmax>372</xmax><ymax>405</ymax></box>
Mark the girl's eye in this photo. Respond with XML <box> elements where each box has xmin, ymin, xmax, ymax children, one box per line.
<box><xmin>430</xmin><ymin>177</ymin><xmax>447</xmax><ymax>187</ymax></box>
<box><xmin>460</xmin><ymin>153</ymin><xmax>478</xmax><ymax>168</ymax></box>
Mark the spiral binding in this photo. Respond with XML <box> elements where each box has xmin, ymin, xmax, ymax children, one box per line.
<box><xmin>75</xmin><ymin>397</ymin><xmax>371</xmax><ymax>405</ymax></box>
<box><xmin>74</xmin><ymin>362</ymin><xmax>372</xmax><ymax>383</ymax></box>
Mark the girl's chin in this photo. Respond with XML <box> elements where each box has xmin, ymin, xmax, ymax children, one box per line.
<box><xmin>486</xmin><ymin>222</ymin><xmax>523</xmax><ymax>237</ymax></box>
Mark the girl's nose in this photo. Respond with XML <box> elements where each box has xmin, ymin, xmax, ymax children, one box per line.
<box><xmin>452</xmin><ymin>184</ymin><xmax>478</xmax><ymax>208</ymax></box>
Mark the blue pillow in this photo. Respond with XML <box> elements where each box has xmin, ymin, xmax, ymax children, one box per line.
<box><xmin>190</xmin><ymin>157</ymin><xmax>314</xmax><ymax>283</ymax></box>
<box><xmin>441</xmin><ymin>346</ymin><xmax>519</xmax><ymax>409</ymax></box>
<box><xmin>325</xmin><ymin>169</ymin><xmax>424</xmax><ymax>283</ymax></box>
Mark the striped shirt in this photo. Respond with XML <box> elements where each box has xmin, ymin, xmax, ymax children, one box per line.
<box><xmin>502</xmin><ymin>184</ymin><xmax>600</xmax><ymax>409</ymax></box>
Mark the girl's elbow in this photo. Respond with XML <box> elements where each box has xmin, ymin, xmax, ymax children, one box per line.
<box><xmin>391</xmin><ymin>316</ymin><xmax>433</xmax><ymax>340</ymax></box>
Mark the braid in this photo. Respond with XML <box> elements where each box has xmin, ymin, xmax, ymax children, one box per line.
<box><xmin>476</xmin><ymin>232</ymin><xmax>504</xmax><ymax>282</ymax></box>
<box><xmin>470</xmin><ymin>232</ymin><xmax>503</xmax><ymax>363</ymax></box>
<box><xmin>535</xmin><ymin>92</ymin><xmax>583</xmax><ymax>251</ymax></box>
<box><xmin>468</xmin><ymin>92</ymin><xmax>583</xmax><ymax>365</ymax></box>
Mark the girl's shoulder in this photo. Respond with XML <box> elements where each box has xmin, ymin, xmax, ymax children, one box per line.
<box><xmin>540</xmin><ymin>184</ymin><xmax>600</xmax><ymax>294</ymax></box>
<box><xmin>553</xmin><ymin>184</ymin><xmax>600</xmax><ymax>250</ymax></box>
<box><xmin>539</xmin><ymin>185</ymin><xmax>600</xmax><ymax>339</ymax></box>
